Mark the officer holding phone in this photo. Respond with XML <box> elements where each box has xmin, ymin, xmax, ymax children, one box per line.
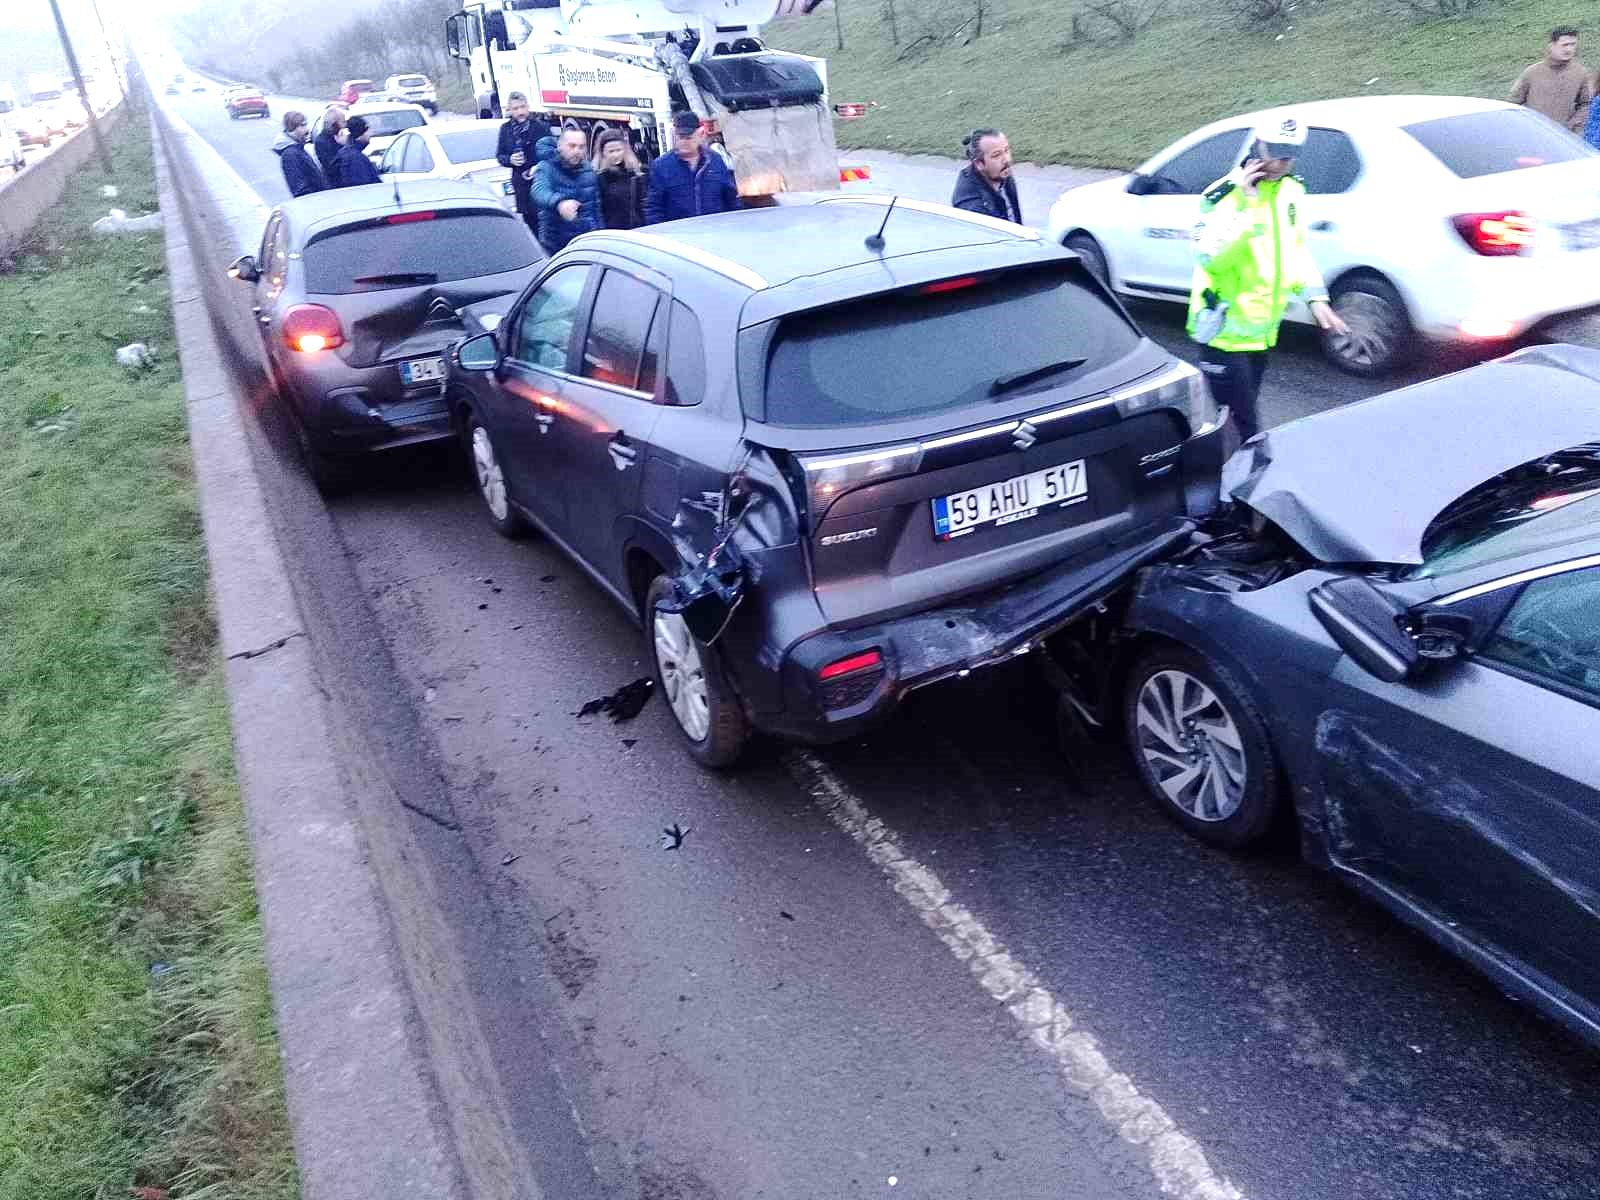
<box><xmin>1188</xmin><ymin>115</ymin><xmax>1349</xmax><ymax>440</ymax></box>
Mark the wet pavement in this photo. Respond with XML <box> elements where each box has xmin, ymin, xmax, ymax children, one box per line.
<box><xmin>169</xmin><ymin>89</ymin><xmax>1600</xmax><ymax>1200</ymax></box>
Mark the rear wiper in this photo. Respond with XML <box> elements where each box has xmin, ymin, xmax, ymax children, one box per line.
<box><xmin>352</xmin><ymin>271</ymin><xmax>439</xmax><ymax>284</ymax></box>
<box><xmin>990</xmin><ymin>357</ymin><xmax>1088</xmax><ymax>397</ymax></box>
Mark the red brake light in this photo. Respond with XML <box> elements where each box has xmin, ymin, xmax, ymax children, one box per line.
<box><xmin>921</xmin><ymin>276</ymin><xmax>981</xmax><ymax>295</ymax></box>
<box><xmin>385</xmin><ymin>211</ymin><xmax>437</xmax><ymax>224</ymax></box>
<box><xmin>819</xmin><ymin>649</ymin><xmax>883</xmax><ymax>680</ymax></box>
<box><xmin>282</xmin><ymin>304</ymin><xmax>344</xmax><ymax>353</ymax></box>
<box><xmin>1450</xmin><ymin>212</ymin><xmax>1535</xmax><ymax>256</ymax></box>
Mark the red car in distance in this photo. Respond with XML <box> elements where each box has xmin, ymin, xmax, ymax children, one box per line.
<box><xmin>224</xmin><ymin>86</ymin><xmax>270</xmax><ymax>120</ymax></box>
<box><xmin>339</xmin><ymin>79</ymin><xmax>377</xmax><ymax>106</ymax></box>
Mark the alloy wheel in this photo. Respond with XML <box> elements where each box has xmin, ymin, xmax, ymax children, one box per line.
<box><xmin>472</xmin><ymin>425</ymin><xmax>508</xmax><ymax>521</ymax></box>
<box><xmin>653</xmin><ymin>610</ymin><xmax>711</xmax><ymax>742</ymax></box>
<box><xmin>1133</xmin><ymin>669</ymin><xmax>1247</xmax><ymax>822</ymax></box>
<box><xmin>1330</xmin><ymin>292</ymin><xmax>1396</xmax><ymax>372</ymax></box>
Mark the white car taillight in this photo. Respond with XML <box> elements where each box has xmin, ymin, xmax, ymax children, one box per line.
<box><xmin>1112</xmin><ymin>360</ymin><xmax>1220</xmax><ymax>437</ymax></box>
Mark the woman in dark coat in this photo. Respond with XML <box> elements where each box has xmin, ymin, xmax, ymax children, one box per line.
<box><xmin>592</xmin><ymin>128</ymin><xmax>646</xmax><ymax>230</ymax></box>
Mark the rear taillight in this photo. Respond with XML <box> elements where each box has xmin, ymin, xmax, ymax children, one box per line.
<box><xmin>920</xmin><ymin>275</ymin><xmax>981</xmax><ymax>294</ymax></box>
<box><xmin>819</xmin><ymin>649</ymin><xmax>882</xmax><ymax>681</ymax></box>
<box><xmin>386</xmin><ymin>211</ymin><xmax>436</xmax><ymax>224</ymax></box>
<box><xmin>1450</xmin><ymin>212</ymin><xmax>1535</xmax><ymax>256</ymax></box>
<box><xmin>817</xmin><ymin>648</ymin><xmax>885</xmax><ymax>711</ymax></box>
<box><xmin>282</xmin><ymin>304</ymin><xmax>344</xmax><ymax>353</ymax></box>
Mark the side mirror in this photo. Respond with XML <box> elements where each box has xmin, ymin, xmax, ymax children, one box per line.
<box><xmin>1308</xmin><ymin>576</ymin><xmax>1419</xmax><ymax>684</ymax></box>
<box><xmin>1410</xmin><ymin>609</ymin><xmax>1474</xmax><ymax>662</ymax></box>
<box><xmin>1125</xmin><ymin>173</ymin><xmax>1154</xmax><ymax>196</ymax></box>
<box><xmin>227</xmin><ymin>254</ymin><xmax>259</xmax><ymax>283</ymax></box>
<box><xmin>454</xmin><ymin>331</ymin><xmax>501</xmax><ymax>372</ymax></box>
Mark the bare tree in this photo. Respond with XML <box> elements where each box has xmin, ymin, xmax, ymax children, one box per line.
<box><xmin>884</xmin><ymin>0</ymin><xmax>898</xmax><ymax>45</ymax></box>
<box><xmin>1084</xmin><ymin>0</ymin><xmax>1171</xmax><ymax>40</ymax></box>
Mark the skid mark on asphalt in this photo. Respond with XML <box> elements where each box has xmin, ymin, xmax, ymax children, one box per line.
<box><xmin>787</xmin><ymin>749</ymin><xmax>1248</xmax><ymax>1200</ymax></box>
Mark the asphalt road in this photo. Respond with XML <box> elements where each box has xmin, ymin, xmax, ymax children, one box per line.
<box><xmin>169</xmin><ymin>88</ymin><xmax>1600</xmax><ymax>1200</ymax></box>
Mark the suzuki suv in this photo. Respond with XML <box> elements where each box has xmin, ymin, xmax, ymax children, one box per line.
<box><xmin>446</xmin><ymin>198</ymin><xmax>1236</xmax><ymax>765</ymax></box>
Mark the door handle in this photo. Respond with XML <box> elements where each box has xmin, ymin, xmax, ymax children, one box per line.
<box><xmin>607</xmin><ymin>435</ymin><xmax>638</xmax><ymax>471</ymax></box>
<box><xmin>1310</xmin><ymin>220</ymin><xmax>1336</xmax><ymax>232</ymax></box>
<box><xmin>534</xmin><ymin>410</ymin><xmax>555</xmax><ymax>434</ymax></box>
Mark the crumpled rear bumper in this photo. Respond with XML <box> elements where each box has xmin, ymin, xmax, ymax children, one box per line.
<box><xmin>764</xmin><ymin>516</ymin><xmax>1197</xmax><ymax>742</ymax></box>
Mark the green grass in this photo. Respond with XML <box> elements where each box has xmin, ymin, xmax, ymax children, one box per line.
<box><xmin>0</xmin><ymin>111</ymin><xmax>298</xmax><ymax>1198</ymax></box>
<box><xmin>777</xmin><ymin>0</ymin><xmax>1592</xmax><ymax>166</ymax></box>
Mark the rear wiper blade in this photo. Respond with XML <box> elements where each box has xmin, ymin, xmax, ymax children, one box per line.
<box><xmin>352</xmin><ymin>271</ymin><xmax>438</xmax><ymax>284</ymax></box>
<box><xmin>990</xmin><ymin>357</ymin><xmax>1088</xmax><ymax>397</ymax></box>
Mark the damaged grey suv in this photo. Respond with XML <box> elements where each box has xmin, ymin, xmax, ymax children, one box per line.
<box><xmin>446</xmin><ymin>198</ymin><xmax>1234</xmax><ymax>765</ymax></box>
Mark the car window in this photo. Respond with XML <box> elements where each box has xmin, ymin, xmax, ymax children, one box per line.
<box><xmin>639</xmin><ymin>304</ymin><xmax>664</xmax><ymax>397</ymax></box>
<box><xmin>1479</xmin><ymin>567</ymin><xmax>1600</xmax><ymax>702</ymax></box>
<box><xmin>762</xmin><ymin>264</ymin><xmax>1139</xmax><ymax>427</ymax></box>
<box><xmin>581</xmin><ymin>269</ymin><xmax>661</xmax><ymax>393</ymax></box>
<box><xmin>381</xmin><ymin>134</ymin><xmax>408</xmax><ymax>174</ymax></box>
<box><xmin>1150</xmin><ymin>129</ymin><xmax>1248</xmax><ymax>195</ymax></box>
<box><xmin>404</xmin><ymin>136</ymin><xmax>434</xmax><ymax>173</ymax></box>
<box><xmin>438</xmin><ymin>128</ymin><xmax>501</xmax><ymax>164</ymax></box>
<box><xmin>1295</xmin><ymin>128</ymin><xmax>1362</xmax><ymax>194</ymax></box>
<box><xmin>303</xmin><ymin>211</ymin><xmax>538</xmax><ymax>294</ymax></box>
<box><xmin>359</xmin><ymin>109</ymin><xmax>426</xmax><ymax>137</ymax></box>
<box><xmin>511</xmin><ymin>264</ymin><xmax>593</xmax><ymax>370</ymax></box>
<box><xmin>1412</xmin><ymin>446</ymin><xmax>1600</xmax><ymax>579</ymax></box>
<box><xmin>664</xmin><ymin>301</ymin><xmax>706</xmax><ymax>407</ymax></box>
<box><xmin>1403</xmin><ymin>108</ymin><xmax>1594</xmax><ymax>178</ymax></box>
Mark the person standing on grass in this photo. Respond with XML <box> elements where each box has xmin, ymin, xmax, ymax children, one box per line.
<box><xmin>531</xmin><ymin>126</ymin><xmax>599</xmax><ymax>255</ymax></box>
<box><xmin>271</xmin><ymin>111</ymin><xmax>327</xmax><ymax>198</ymax></box>
<box><xmin>333</xmin><ymin>115</ymin><xmax>380</xmax><ymax>188</ymax></box>
<box><xmin>1187</xmin><ymin>116</ymin><xmax>1350</xmax><ymax>443</ymax></box>
<box><xmin>1511</xmin><ymin>26</ymin><xmax>1592</xmax><ymax>133</ymax></box>
<box><xmin>645</xmin><ymin>111</ymin><xmax>740</xmax><ymax>224</ymax></box>
<box><xmin>496</xmin><ymin>91</ymin><xmax>543</xmax><ymax>235</ymax></box>
<box><xmin>951</xmin><ymin>128</ymin><xmax>1022</xmax><ymax>225</ymax></box>
<box><xmin>593</xmin><ymin>128</ymin><xmax>646</xmax><ymax>230</ymax></box>
<box><xmin>314</xmin><ymin>104</ymin><xmax>347</xmax><ymax>178</ymax></box>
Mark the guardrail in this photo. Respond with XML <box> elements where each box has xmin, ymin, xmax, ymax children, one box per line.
<box><xmin>0</xmin><ymin>104</ymin><xmax>126</xmax><ymax>262</ymax></box>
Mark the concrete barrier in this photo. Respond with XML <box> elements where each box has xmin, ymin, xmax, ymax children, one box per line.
<box><xmin>0</xmin><ymin>106</ymin><xmax>126</xmax><ymax>261</ymax></box>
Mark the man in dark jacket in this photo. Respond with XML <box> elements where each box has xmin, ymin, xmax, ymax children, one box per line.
<box><xmin>271</xmin><ymin>111</ymin><xmax>328</xmax><ymax>198</ymax></box>
<box><xmin>531</xmin><ymin>126</ymin><xmax>599</xmax><ymax>255</ymax></box>
<box><xmin>951</xmin><ymin>128</ymin><xmax>1022</xmax><ymax>225</ymax></box>
<box><xmin>644</xmin><ymin>110</ymin><xmax>740</xmax><ymax>224</ymax></box>
<box><xmin>313</xmin><ymin>104</ymin><xmax>346</xmax><ymax>178</ymax></box>
<box><xmin>333</xmin><ymin>115</ymin><xmax>381</xmax><ymax>187</ymax></box>
<box><xmin>495</xmin><ymin>91</ymin><xmax>543</xmax><ymax>232</ymax></box>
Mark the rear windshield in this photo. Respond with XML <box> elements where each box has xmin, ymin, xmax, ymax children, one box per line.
<box><xmin>348</xmin><ymin>81</ymin><xmax>375</xmax><ymax>91</ymax></box>
<box><xmin>1411</xmin><ymin>445</ymin><xmax>1600</xmax><ymax>578</ymax></box>
<box><xmin>439</xmin><ymin>127</ymin><xmax>500</xmax><ymax>164</ymax></box>
<box><xmin>303</xmin><ymin>212</ymin><xmax>536</xmax><ymax>294</ymax></box>
<box><xmin>361</xmin><ymin>109</ymin><xmax>426</xmax><ymax>137</ymax></box>
<box><xmin>396</xmin><ymin>76</ymin><xmax>428</xmax><ymax>87</ymax></box>
<box><xmin>761</xmin><ymin>265</ymin><xmax>1138</xmax><ymax>426</ymax></box>
<box><xmin>1402</xmin><ymin>109</ymin><xmax>1593</xmax><ymax>178</ymax></box>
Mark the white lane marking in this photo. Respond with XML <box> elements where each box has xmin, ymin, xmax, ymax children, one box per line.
<box><xmin>786</xmin><ymin>749</ymin><xmax>1248</xmax><ymax>1200</ymax></box>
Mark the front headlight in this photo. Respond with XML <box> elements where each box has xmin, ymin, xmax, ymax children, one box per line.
<box><xmin>1111</xmin><ymin>360</ymin><xmax>1219</xmax><ymax>437</ymax></box>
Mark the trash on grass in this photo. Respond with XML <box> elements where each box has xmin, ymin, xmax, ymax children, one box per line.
<box><xmin>578</xmin><ymin>677</ymin><xmax>654</xmax><ymax>722</ymax></box>
<box><xmin>660</xmin><ymin>822</ymin><xmax>689</xmax><ymax>850</ymax></box>
<box><xmin>115</xmin><ymin>342</ymin><xmax>155</xmax><ymax>370</ymax></box>
<box><xmin>100</xmin><ymin>184</ymin><xmax>118</xmax><ymax>198</ymax></box>
<box><xmin>93</xmin><ymin>208</ymin><xmax>163</xmax><ymax>235</ymax></box>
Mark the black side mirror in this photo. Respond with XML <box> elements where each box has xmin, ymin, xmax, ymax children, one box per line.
<box><xmin>454</xmin><ymin>331</ymin><xmax>501</xmax><ymax>372</ymax></box>
<box><xmin>1308</xmin><ymin>576</ymin><xmax>1419</xmax><ymax>684</ymax></box>
<box><xmin>227</xmin><ymin>254</ymin><xmax>259</xmax><ymax>283</ymax></box>
<box><xmin>1125</xmin><ymin>173</ymin><xmax>1153</xmax><ymax>196</ymax></box>
<box><xmin>1410</xmin><ymin>610</ymin><xmax>1474</xmax><ymax>662</ymax></box>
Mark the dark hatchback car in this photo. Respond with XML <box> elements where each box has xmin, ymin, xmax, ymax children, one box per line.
<box><xmin>225</xmin><ymin>180</ymin><xmax>542</xmax><ymax>489</ymax></box>
<box><xmin>446</xmin><ymin>197</ymin><xmax>1235</xmax><ymax>764</ymax></box>
<box><xmin>1055</xmin><ymin>345</ymin><xmax>1600</xmax><ymax>1046</ymax></box>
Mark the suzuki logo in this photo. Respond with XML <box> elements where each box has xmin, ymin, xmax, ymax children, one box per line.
<box><xmin>427</xmin><ymin>297</ymin><xmax>455</xmax><ymax>322</ymax></box>
<box><xmin>1012</xmin><ymin>421</ymin><xmax>1038</xmax><ymax>452</ymax></box>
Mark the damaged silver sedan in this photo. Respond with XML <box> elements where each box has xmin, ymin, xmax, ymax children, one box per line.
<box><xmin>1052</xmin><ymin>344</ymin><xmax>1600</xmax><ymax>1047</ymax></box>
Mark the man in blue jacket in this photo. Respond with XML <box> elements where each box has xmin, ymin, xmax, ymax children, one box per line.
<box><xmin>313</xmin><ymin>105</ymin><xmax>346</xmax><ymax>178</ymax></box>
<box><xmin>271</xmin><ymin>111</ymin><xmax>327</xmax><ymax>198</ymax></box>
<box><xmin>495</xmin><ymin>91</ymin><xmax>543</xmax><ymax>233</ymax></box>
<box><xmin>333</xmin><ymin>115</ymin><xmax>381</xmax><ymax>187</ymax></box>
<box><xmin>644</xmin><ymin>110</ymin><xmax>740</xmax><ymax>224</ymax></box>
<box><xmin>531</xmin><ymin>126</ymin><xmax>599</xmax><ymax>255</ymax></box>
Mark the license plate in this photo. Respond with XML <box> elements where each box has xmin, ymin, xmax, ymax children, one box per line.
<box><xmin>399</xmin><ymin>355</ymin><xmax>445</xmax><ymax>385</ymax></box>
<box><xmin>932</xmin><ymin>460</ymin><xmax>1088</xmax><ymax>540</ymax></box>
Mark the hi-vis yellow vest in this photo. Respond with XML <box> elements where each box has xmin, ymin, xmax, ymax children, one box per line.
<box><xmin>1187</xmin><ymin>171</ymin><xmax>1329</xmax><ymax>352</ymax></box>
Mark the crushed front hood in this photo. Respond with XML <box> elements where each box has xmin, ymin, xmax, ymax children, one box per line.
<box><xmin>1223</xmin><ymin>345</ymin><xmax>1600</xmax><ymax>564</ymax></box>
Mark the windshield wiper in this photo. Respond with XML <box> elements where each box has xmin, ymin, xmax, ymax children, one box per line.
<box><xmin>352</xmin><ymin>271</ymin><xmax>438</xmax><ymax>285</ymax></box>
<box><xmin>990</xmin><ymin>357</ymin><xmax>1087</xmax><ymax>397</ymax></box>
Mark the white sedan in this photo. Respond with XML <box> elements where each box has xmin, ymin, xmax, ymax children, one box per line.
<box><xmin>376</xmin><ymin>119</ymin><xmax>516</xmax><ymax>211</ymax></box>
<box><xmin>1045</xmin><ymin>96</ymin><xmax>1600</xmax><ymax>376</ymax></box>
<box><xmin>313</xmin><ymin>100</ymin><xmax>429</xmax><ymax>166</ymax></box>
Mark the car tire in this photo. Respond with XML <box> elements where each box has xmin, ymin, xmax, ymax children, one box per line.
<box><xmin>1323</xmin><ymin>275</ymin><xmax>1411</xmax><ymax>378</ymax></box>
<box><xmin>1122</xmin><ymin>644</ymin><xmax>1279</xmax><ymax>849</ymax></box>
<box><xmin>1064</xmin><ymin>232</ymin><xmax>1110</xmax><ymax>289</ymax></box>
<box><xmin>463</xmin><ymin>411</ymin><xmax>527</xmax><ymax>538</ymax></box>
<box><xmin>645</xmin><ymin>573</ymin><xmax>749</xmax><ymax>769</ymax></box>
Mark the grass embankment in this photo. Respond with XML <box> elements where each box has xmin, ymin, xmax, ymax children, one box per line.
<box><xmin>0</xmin><ymin>112</ymin><xmax>298</xmax><ymax>1197</ymax></box>
<box><xmin>777</xmin><ymin>0</ymin><xmax>1593</xmax><ymax>166</ymax></box>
